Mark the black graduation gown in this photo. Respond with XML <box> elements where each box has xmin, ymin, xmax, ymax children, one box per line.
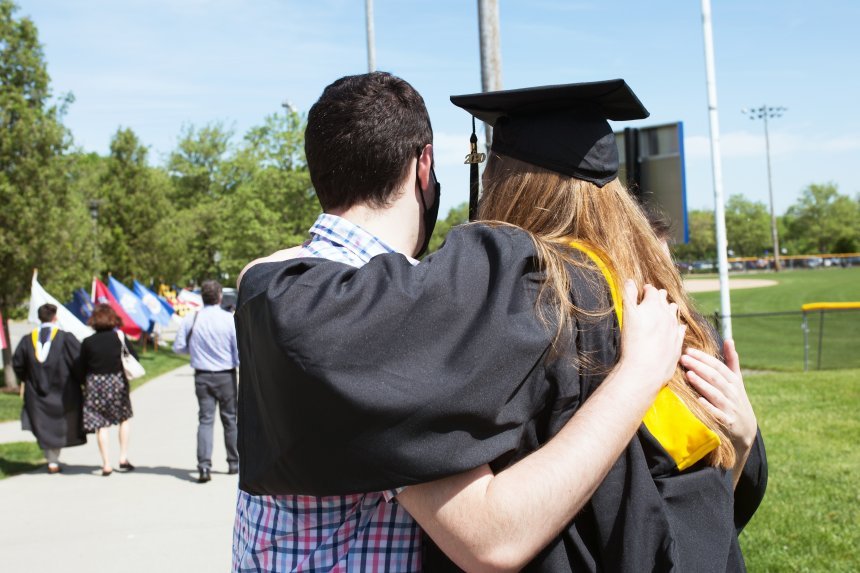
<box><xmin>235</xmin><ymin>224</ymin><xmax>767</xmax><ymax>572</ymax></box>
<box><xmin>12</xmin><ymin>329</ymin><xmax>86</xmax><ymax>449</ymax></box>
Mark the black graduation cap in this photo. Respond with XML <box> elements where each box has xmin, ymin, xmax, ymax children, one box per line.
<box><xmin>450</xmin><ymin>79</ymin><xmax>649</xmax><ymax>190</ymax></box>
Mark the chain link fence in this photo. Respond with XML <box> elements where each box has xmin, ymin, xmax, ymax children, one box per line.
<box><xmin>707</xmin><ymin>307</ymin><xmax>860</xmax><ymax>371</ymax></box>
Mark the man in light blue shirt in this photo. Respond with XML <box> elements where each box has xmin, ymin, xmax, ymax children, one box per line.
<box><xmin>173</xmin><ymin>280</ymin><xmax>239</xmax><ymax>483</ymax></box>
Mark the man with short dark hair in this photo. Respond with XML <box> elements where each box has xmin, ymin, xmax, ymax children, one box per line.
<box><xmin>13</xmin><ymin>303</ymin><xmax>85</xmax><ymax>473</ymax></box>
<box><xmin>173</xmin><ymin>280</ymin><xmax>239</xmax><ymax>483</ymax></box>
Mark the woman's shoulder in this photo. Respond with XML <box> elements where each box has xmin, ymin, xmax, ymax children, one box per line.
<box><xmin>85</xmin><ymin>329</ymin><xmax>119</xmax><ymax>345</ymax></box>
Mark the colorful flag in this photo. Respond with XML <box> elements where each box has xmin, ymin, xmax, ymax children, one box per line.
<box><xmin>92</xmin><ymin>278</ymin><xmax>143</xmax><ymax>340</ymax></box>
<box><xmin>133</xmin><ymin>280</ymin><xmax>173</xmax><ymax>327</ymax></box>
<box><xmin>108</xmin><ymin>277</ymin><xmax>151</xmax><ymax>331</ymax></box>
<box><xmin>178</xmin><ymin>288</ymin><xmax>203</xmax><ymax>310</ymax></box>
<box><xmin>157</xmin><ymin>294</ymin><xmax>175</xmax><ymax>316</ymax></box>
<box><xmin>28</xmin><ymin>272</ymin><xmax>94</xmax><ymax>341</ymax></box>
<box><xmin>66</xmin><ymin>288</ymin><xmax>94</xmax><ymax>323</ymax></box>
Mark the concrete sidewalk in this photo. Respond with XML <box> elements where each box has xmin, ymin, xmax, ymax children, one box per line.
<box><xmin>0</xmin><ymin>365</ymin><xmax>237</xmax><ymax>572</ymax></box>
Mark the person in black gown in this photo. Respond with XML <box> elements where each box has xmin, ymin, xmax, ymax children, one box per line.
<box><xmin>13</xmin><ymin>303</ymin><xmax>86</xmax><ymax>473</ymax></box>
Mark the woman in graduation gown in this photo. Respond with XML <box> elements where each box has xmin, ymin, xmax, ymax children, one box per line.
<box><xmin>421</xmin><ymin>81</ymin><xmax>768</xmax><ymax>571</ymax></box>
<box><xmin>443</xmin><ymin>156</ymin><xmax>765</xmax><ymax>572</ymax></box>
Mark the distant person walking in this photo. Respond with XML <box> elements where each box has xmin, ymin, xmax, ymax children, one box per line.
<box><xmin>173</xmin><ymin>280</ymin><xmax>239</xmax><ymax>483</ymax></box>
<box><xmin>78</xmin><ymin>304</ymin><xmax>136</xmax><ymax>476</ymax></box>
<box><xmin>13</xmin><ymin>303</ymin><xmax>86</xmax><ymax>474</ymax></box>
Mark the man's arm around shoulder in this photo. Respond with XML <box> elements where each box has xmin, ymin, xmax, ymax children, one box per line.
<box><xmin>396</xmin><ymin>283</ymin><xmax>687</xmax><ymax>573</ymax></box>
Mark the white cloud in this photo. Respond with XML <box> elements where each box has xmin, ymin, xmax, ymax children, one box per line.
<box><xmin>684</xmin><ymin>131</ymin><xmax>860</xmax><ymax>159</ymax></box>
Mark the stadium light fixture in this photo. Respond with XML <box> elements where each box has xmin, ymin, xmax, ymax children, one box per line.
<box><xmin>742</xmin><ymin>105</ymin><xmax>787</xmax><ymax>272</ymax></box>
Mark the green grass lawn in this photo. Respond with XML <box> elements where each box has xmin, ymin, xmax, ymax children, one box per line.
<box><xmin>0</xmin><ymin>441</ymin><xmax>44</xmax><ymax>479</ymax></box>
<box><xmin>740</xmin><ymin>368</ymin><xmax>860</xmax><ymax>572</ymax></box>
<box><xmin>0</xmin><ymin>389</ymin><xmax>22</xmax><ymax>423</ymax></box>
<box><xmin>689</xmin><ymin>267</ymin><xmax>860</xmax><ymax>371</ymax></box>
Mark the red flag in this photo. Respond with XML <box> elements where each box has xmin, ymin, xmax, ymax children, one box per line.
<box><xmin>93</xmin><ymin>278</ymin><xmax>142</xmax><ymax>340</ymax></box>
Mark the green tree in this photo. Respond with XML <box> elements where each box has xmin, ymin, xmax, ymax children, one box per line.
<box><xmin>785</xmin><ymin>183</ymin><xmax>860</xmax><ymax>253</ymax></box>
<box><xmin>95</xmin><ymin>128</ymin><xmax>175</xmax><ymax>283</ymax></box>
<box><xmin>167</xmin><ymin>122</ymin><xmax>233</xmax><ymax>209</ymax></box>
<box><xmin>724</xmin><ymin>194</ymin><xmax>771</xmax><ymax>257</ymax></box>
<box><xmin>216</xmin><ymin>110</ymin><xmax>318</xmax><ymax>282</ymax></box>
<box><xmin>0</xmin><ymin>1</ymin><xmax>91</xmax><ymax>388</ymax></box>
<box><xmin>427</xmin><ymin>202</ymin><xmax>469</xmax><ymax>255</ymax></box>
<box><xmin>673</xmin><ymin>209</ymin><xmax>716</xmax><ymax>262</ymax></box>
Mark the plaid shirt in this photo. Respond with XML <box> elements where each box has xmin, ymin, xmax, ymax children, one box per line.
<box><xmin>233</xmin><ymin>214</ymin><xmax>422</xmax><ymax>572</ymax></box>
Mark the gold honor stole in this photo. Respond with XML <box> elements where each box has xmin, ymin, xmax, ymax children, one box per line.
<box><xmin>569</xmin><ymin>241</ymin><xmax>720</xmax><ymax>471</ymax></box>
<box><xmin>31</xmin><ymin>327</ymin><xmax>59</xmax><ymax>363</ymax></box>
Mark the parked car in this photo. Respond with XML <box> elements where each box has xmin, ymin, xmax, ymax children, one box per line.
<box><xmin>691</xmin><ymin>261</ymin><xmax>715</xmax><ymax>273</ymax></box>
<box><xmin>221</xmin><ymin>287</ymin><xmax>238</xmax><ymax>312</ymax></box>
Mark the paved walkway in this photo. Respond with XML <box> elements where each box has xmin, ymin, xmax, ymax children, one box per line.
<box><xmin>0</xmin><ymin>365</ymin><xmax>237</xmax><ymax>572</ymax></box>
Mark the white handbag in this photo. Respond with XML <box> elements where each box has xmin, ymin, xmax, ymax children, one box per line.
<box><xmin>117</xmin><ymin>331</ymin><xmax>146</xmax><ymax>380</ymax></box>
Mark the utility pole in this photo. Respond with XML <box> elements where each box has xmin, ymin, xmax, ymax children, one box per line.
<box><xmin>365</xmin><ymin>0</ymin><xmax>376</xmax><ymax>72</ymax></box>
<box><xmin>700</xmin><ymin>0</ymin><xmax>732</xmax><ymax>339</ymax></box>
<box><xmin>477</xmin><ymin>0</ymin><xmax>502</xmax><ymax>148</ymax></box>
<box><xmin>743</xmin><ymin>105</ymin><xmax>786</xmax><ymax>272</ymax></box>
<box><xmin>88</xmin><ymin>199</ymin><xmax>101</xmax><ymax>275</ymax></box>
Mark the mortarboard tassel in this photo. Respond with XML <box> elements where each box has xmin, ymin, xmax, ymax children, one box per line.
<box><xmin>464</xmin><ymin>116</ymin><xmax>486</xmax><ymax>221</ymax></box>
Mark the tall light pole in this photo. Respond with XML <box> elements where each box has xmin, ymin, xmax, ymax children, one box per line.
<box><xmin>365</xmin><ymin>0</ymin><xmax>376</xmax><ymax>72</ymax></box>
<box><xmin>743</xmin><ymin>105</ymin><xmax>786</xmax><ymax>272</ymax></box>
<box><xmin>88</xmin><ymin>199</ymin><xmax>101</xmax><ymax>274</ymax></box>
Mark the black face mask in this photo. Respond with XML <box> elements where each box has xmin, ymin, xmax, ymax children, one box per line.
<box><xmin>416</xmin><ymin>164</ymin><xmax>441</xmax><ymax>258</ymax></box>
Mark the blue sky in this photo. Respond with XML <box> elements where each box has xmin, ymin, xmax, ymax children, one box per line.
<box><xmin>19</xmin><ymin>0</ymin><xmax>860</xmax><ymax>221</ymax></box>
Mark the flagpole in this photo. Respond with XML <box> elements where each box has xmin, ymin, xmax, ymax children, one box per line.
<box><xmin>91</xmin><ymin>276</ymin><xmax>97</xmax><ymax>304</ymax></box>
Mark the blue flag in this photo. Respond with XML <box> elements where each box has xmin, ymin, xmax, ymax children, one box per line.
<box><xmin>133</xmin><ymin>280</ymin><xmax>173</xmax><ymax>327</ymax></box>
<box><xmin>65</xmin><ymin>288</ymin><xmax>94</xmax><ymax>323</ymax></box>
<box><xmin>108</xmin><ymin>277</ymin><xmax>151</xmax><ymax>331</ymax></box>
<box><xmin>157</xmin><ymin>294</ymin><xmax>176</xmax><ymax>318</ymax></box>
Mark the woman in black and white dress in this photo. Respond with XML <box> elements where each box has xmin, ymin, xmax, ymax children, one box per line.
<box><xmin>79</xmin><ymin>304</ymin><xmax>136</xmax><ymax>476</ymax></box>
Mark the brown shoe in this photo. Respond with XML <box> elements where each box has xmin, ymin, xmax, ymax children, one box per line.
<box><xmin>47</xmin><ymin>464</ymin><xmax>62</xmax><ymax>475</ymax></box>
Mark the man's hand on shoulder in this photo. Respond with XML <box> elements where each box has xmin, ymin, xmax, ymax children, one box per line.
<box><xmin>237</xmin><ymin>246</ymin><xmax>304</xmax><ymax>289</ymax></box>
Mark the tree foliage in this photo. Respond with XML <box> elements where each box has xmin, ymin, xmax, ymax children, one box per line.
<box><xmin>94</xmin><ymin>128</ymin><xmax>175</xmax><ymax>282</ymax></box>
<box><xmin>673</xmin><ymin>210</ymin><xmax>716</xmax><ymax>261</ymax></box>
<box><xmin>0</xmin><ymin>0</ymin><xmax>90</xmax><ymax>387</ymax></box>
<box><xmin>427</xmin><ymin>202</ymin><xmax>469</xmax><ymax>255</ymax></box>
<box><xmin>784</xmin><ymin>183</ymin><xmax>860</xmax><ymax>254</ymax></box>
<box><xmin>724</xmin><ymin>194</ymin><xmax>771</xmax><ymax>257</ymax></box>
<box><xmin>168</xmin><ymin>122</ymin><xmax>233</xmax><ymax>209</ymax></box>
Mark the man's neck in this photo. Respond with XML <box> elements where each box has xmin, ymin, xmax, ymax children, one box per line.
<box><xmin>329</xmin><ymin>202</ymin><xmax>419</xmax><ymax>258</ymax></box>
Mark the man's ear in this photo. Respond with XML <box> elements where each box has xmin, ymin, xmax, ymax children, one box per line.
<box><xmin>417</xmin><ymin>143</ymin><xmax>433</xmax><ymax>191</ymax></box>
